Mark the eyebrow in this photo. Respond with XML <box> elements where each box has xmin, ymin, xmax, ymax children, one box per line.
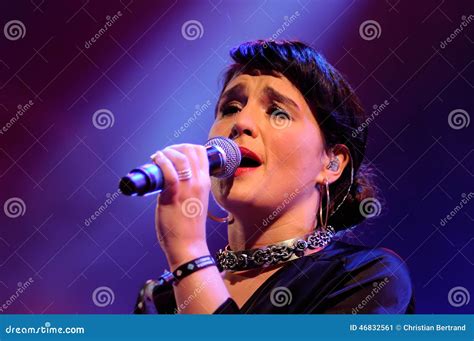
<box><xmin>217</xmin><ymin>83</ymin><xmax>300</xmax><ymax>114</ymax></box>
<box><xmin>218</xmin><ymin>83</ymin><xmax>247</xmax><ymax>107</ymax></box>
<box><xmin>262</xmin><ymin>86</ymin><xmax>300</xmax><ymax>111</ymax></box>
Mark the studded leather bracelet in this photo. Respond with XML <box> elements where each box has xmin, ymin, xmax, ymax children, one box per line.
<box><xmin>171</xmin><ymin>255</ymin><xmax>217</xmax><ymax>284</ymax></box>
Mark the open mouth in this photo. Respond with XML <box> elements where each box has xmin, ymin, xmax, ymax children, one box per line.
<box><xmin>235</xmin><ymin>147</ymin><xmax>262</xmax><ymax>176</ymax></box>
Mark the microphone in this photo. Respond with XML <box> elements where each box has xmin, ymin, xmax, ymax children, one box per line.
<box><xmin>119</xmin><ymin>136</ymin><xmax>241</xmax><ymax>196</ymax></box>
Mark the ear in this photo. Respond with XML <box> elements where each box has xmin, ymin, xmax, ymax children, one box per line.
<box><xmin>315</xmin><ymin>144</ymin><xmax>350</xmax><ymax>185</ymax></box>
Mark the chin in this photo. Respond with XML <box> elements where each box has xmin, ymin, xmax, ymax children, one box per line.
<box><xmin>216</xmin><ymin>187</ymin><xmax>257</xmax><ymax>210</ymax></box>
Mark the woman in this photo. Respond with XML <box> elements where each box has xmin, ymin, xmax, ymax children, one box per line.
<box><xmin>134</xmin><ymin>40</ymin><xmax>414</xmax><ymax>314</ymax></box>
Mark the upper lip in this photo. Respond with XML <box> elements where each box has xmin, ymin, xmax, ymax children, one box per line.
<box><xmin>238</xmin><ymin>146</ymin><xmax>263</xmax><ymax>166</ymax></box>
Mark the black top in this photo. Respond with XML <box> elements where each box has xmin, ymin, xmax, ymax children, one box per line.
<box><xmin>134</xmin><ymin>240</ymin><xmax>415</xmax><ymax>314</ymax></box>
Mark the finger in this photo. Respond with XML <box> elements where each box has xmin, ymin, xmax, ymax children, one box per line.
<box><xmin>172</xmin><ymin>144</ymin><xmax>208</xmax><ymax>177</ymax></box>
<box><xmin>161</xmin><ymin>148</ymin><xmax>192</xmax><ymax>177</ymax></box>
<box><xmin>151</xmin><ymin>151</ymin><xmax>179</xmax><ymax>199</ymax></box>
<box><xmin>193</xmin><ymin>145</ymin><xmax>210</xmax><ymax>178</ymax></box>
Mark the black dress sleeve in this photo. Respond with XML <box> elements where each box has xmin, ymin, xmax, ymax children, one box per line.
<box><xmin>320</xmin><ymin>248</ymin><xmax>415</xmax><ymax>314</ymax></box>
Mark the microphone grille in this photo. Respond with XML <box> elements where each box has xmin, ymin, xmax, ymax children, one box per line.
<box><xmin>205</xmin><ymin>137</ymin><xmax>241</xmax><ymax>178</ymax></box>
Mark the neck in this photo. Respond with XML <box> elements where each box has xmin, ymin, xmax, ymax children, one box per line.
<box><xmin>227</xmin><ymin>189</ymin><xmax>320</xmax><ymax>251</ymax></box>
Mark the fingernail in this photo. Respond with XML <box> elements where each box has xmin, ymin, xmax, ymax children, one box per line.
<box><xmin>150</xmin><ymin>153</ymin><xmax>157</xmax><ymax>160</ymax></box>
<box><xmin>151</xmin><ymin>151</ymin><xmax>163</xmax><ymax>160</ymax></box>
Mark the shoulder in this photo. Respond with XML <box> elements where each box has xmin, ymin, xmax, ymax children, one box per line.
<box><xmin>315</xmin><ymin>240</ymin><xmax>411</xmax><ymax>277</ymax></box>
<box><xmin>304</xmin><ymin>240</ymin><xmax>415</xmax><ymax>313</ymax></box>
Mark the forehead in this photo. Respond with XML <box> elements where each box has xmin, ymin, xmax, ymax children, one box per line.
<box><xmin>222</xmin><ymin>73</ymin><xmax>306</xmax><ymax>103</ymax></box>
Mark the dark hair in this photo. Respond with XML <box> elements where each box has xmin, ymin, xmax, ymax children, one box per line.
<box><xmin>217</xmin><ymin>40</ymin><xmax>378</xmax><ymax>230</ymax></box>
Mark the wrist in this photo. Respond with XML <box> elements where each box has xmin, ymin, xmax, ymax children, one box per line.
<box><xmin>164</xmin><ymin>242</ymin><xmax>211</xmax><ymax>272</ymax></box>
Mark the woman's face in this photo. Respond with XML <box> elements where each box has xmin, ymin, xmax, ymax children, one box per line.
<box><xmin>208</xmin><ymin>73</ymin><xmax>328</xmax><ymax>213</ymax></box>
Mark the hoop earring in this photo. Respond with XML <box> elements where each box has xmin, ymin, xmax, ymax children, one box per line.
<box><xmin>207</xmin><ymin>191</ymin><xmax>235</xmax><ymax>224</ymax></box>
<box><xmin>329</xmin><ymin>151</ymin><xmax>355</xmax><ymax>217</ymax></box>
<box><xmin>318</xmin><ymin>178</ymin><xmax>330</xmax><ymax>231</ymax></box>
<box><xmin>207</xmin><ymin>210</ymin><xmax>234</xmax><ymax>224</ymax></box>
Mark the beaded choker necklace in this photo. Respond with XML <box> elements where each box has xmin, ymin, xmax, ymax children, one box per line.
<box><xmin>216</xmin><ymin>226</ymin><xmax>335</xmax><ymax>272</ymax></box>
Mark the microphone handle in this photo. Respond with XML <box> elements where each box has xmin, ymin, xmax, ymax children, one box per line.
<box><xmin>119</xmin><ymin>145</ymin><xmax>225</xmax><ymax>196</ymax></box>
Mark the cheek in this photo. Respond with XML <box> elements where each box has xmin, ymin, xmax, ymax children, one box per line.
<box><xmin>269</xmin><ymin>130</ymin><xmax>323</xmax><ymax>180</ymax></box>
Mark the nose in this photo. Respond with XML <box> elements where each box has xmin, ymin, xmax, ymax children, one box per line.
<box><xmin>229</xmin><ymin>106</ymin><xmax>258</xmax><ymax>140</ymax></box>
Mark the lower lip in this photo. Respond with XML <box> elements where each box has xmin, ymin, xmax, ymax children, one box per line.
<box><xmin>234</xmin><ymin>167</ymin><xmax>259</xmax><ymax>177</ymax></box>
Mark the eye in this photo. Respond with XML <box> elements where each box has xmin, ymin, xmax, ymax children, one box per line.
<box><xmin>220</xmin><ymin>102</ymin><xmax>242</xmax><ymax>116</ymax></box>
<box><xmin>268</xmin><ymin>105</ymin><xmax>291</xmax><ymax>120</ymax></box>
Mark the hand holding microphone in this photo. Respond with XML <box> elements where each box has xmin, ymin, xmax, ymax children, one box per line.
<box><xmin>119</xmin><ymin>137</ymin><xmax>241</xmax><ymax>196</ymax></box>
<box><xmin>118</xmin><ymin>137</ymin><xmax>241</xmax><ymax>269</ymax></box>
